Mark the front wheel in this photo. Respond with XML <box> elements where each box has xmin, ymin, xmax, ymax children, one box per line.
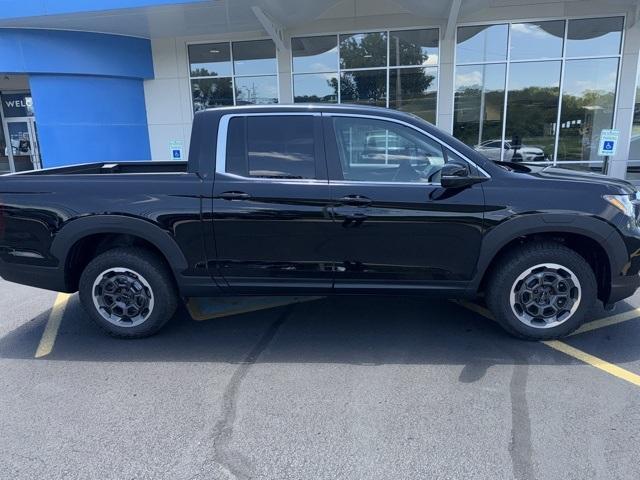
<box><xmin>79</xmin><ymin>247</ymin><xmax>178</xmax><ymax>338</ymax></box>
<box><xmin>486</xmin><ymin>242</ymin><xmax>597</xmax><ymax>340</ymax></box>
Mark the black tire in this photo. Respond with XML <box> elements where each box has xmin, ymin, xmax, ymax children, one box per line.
<box><xmin>78</xmin><ymin>247</ymin><xmax>178</xmax><ymax>338</ymax></box>
<box><xmin>486</xmin><ymin>241</ymin><xmax>597</xmax><ymax>340</ymax></box>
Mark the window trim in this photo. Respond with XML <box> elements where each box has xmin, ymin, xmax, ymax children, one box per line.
<box><xmin>216</xmin><ymin>112</ymin><xmax>327</xmax><ymax>183</ymax></box>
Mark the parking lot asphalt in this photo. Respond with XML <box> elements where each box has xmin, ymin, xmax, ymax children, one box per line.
<box><xmin>1</xmin><ymin>278</ymin><xmax>639</xmax><ymax>480</ymax></box>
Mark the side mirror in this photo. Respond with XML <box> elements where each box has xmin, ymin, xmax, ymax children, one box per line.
<box><xmin>440</xmin><ymin>163</ymin><xmax>488</xmax><ymax>189</ymax></box>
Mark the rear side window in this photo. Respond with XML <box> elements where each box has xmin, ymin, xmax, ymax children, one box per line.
<box><xmin>226</xmin><ymin>115</ymin><xmax>317</xmax><ymax>179</ymax></box>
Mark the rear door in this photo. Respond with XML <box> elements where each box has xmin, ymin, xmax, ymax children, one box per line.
<box><xmin>211</xmin><ymin>113</ymin><xmax>334</xmax><ymax>293</ymax></box>
<box><xmin>323</xmin><ymin>113</ymin><xmax>486</xmax><ymax>290</ymax></box>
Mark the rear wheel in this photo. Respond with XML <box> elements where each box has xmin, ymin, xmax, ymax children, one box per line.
<box><xmin>79</xmin><ymin>247</ymin><xmax>178</xmax><ymax>338</ymax></box>
<box><xmin>486</xmin><ymin>242</ymin><xmax>597</xmax><ymax>340</ymax></box>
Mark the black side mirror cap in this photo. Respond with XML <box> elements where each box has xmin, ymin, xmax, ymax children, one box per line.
<box><xmin>440</xmin><ymin>163</ymin><xmax>489</xmax><ymax>189</ymax></box>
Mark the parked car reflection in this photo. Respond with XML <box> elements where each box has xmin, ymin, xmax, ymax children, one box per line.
<box><xmin>474</xmin><ymin>139</ymin><xmax>546</xmax><ymax>162</ymax></box>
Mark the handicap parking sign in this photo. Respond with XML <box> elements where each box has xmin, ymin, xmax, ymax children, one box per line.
<box><xmin>169</xmin><ymin>140</ymin><xmax>184</xmax><ymax>161</ymax></box>
<box><xmin>598</xmin><ymin>130</ymin><xmax>619</xmax><ymax>156</ymax></box>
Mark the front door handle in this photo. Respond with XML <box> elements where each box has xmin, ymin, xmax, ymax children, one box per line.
<box><xmin>219</xmin><ymin>191</ymin><xmax>251</xmax><ymax>201</ymax></box>
<box><xmin>339</xmin><ymin>195</ymin><xmax>372</xmax><ymax>207</ymax></box>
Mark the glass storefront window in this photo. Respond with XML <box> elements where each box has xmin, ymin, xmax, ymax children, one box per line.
<box><xmin>235</xmin><ymin>76</ymin><xmax>278</xmax><ymax>105</ymax></box>
<box><xmin>232</xmin><ymin>40</ymin><xmax>277</xmax><ymax>75</ymax></box>
<box><xmin>292</xmin><ymin>29</ymin><xmax>439</xmax><ymax>121</ymax></box>
<box><xmin>454</xmin><ymin>64</ymin><xmax>506</xmax><ymax>149</ymax></box>
<box><xmin>339</xmin><ymin>32</ymin><xmax>387</xmax><ymax>69</ymax></box>
<box><xmin>188</xmin><ymin>43</ymin><xmax>232</xmax><ymax>77</ymax></box>
<box><xmin>191</xmin><ymin>78</ymin><xmax>234</xmax><ymax>112</ymax></box>
<box><xmin>389</xmin><ymin>29</ymin><xmax>439</xmax><ymax>66</ymax></box>
<box><xmin>292</xmin><ymin>35</ymin><xmax>339</xmax><ymax>73</ymax></box>
<box><xmin>389</xmin><ymin>67</ymin><xmax>438</xmax><ymax>123</ymax></box>
<box><xmin>505</xmin><ymin>61</ymin><xmax>560</xmax><ymax>162</ymax></box>
<box><xmin>293</xmin><ymin>73</ymin><xmax>338</xmax><ymax>103</ymax></box>
<box><xmin>188</xmin><ymin>39</ymin><xmax>278</xmax><ymax>111</ymax></box>
<box><xmin>566</xmin><ymin>17</ymin><xmax>623</xmax><ymax>58</ymax></box>
<box><xmin>557</xmin><ymin>57</ymin><xmax>618</xmax><ymax>162</ymax></box>
<box><xmin>340</xmin><ymin>70</ymin><xmax>387</xmax><ymax>107</ymax></box>
<box><xmin>454</xmin><ymin>17</ymin><xmax>623</xmax><ymax>167</ymax></box>
<box><xmin>0</xmin><ymin>124</ymin><xmax>9</xmax><ymax>173</ymax></box>
<box><xmin>509</xmin><ymin>21</ymin><xmax>564</xmax><ymax>61</ymax></box>
<box><xmin>456</xmin><ymin>25</ymin><xmax>508</xmax><ymax>64</ymax></box>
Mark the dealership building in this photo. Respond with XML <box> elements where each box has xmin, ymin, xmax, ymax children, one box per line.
<box><xmin>0</xmin><ymin>0</ymin><xmax>639</xmax><ymax>179</ymax></box>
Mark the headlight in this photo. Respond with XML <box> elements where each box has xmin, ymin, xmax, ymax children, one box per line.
<box><xmin>604</xmin><ymin>192</ymin><xmax>640</xmax><ymax>217</ymax></box>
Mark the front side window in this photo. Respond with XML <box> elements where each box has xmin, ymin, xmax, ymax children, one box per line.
<box><xmin>332</xmin><ymin>117</ymin><xmax>446</xmax><ymax>183</ymax></box>
<box><xmin>226</xmin><ymin>116</ymin><xmax>316</xmax><ymax>179</ymax></box>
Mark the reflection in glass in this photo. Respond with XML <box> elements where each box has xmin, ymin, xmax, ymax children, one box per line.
<box><xmin>292</xmin><ymin>36</ymin><xmax>339</xmax><ymax>73</ymax></box>
<box><xmin>191</xmin><ymin>78</ymin><xmax>234</xmax><ymax>112</ymax></box>
<box><xmin>556</xmin><ymin>162</ymin><xmax>603</xmax><ymax>173</ymax></box>
<box><xmin>389</xmin><ymin>67</ymin><xmax>437</xmax><ymax>123</ymax></box>
<box><xmin>454</xmin><ymin>64</ymin><xmax>506</xmax><ymax>149</ymax></box>
<box><xmin>188</xmin><ymin>43</ymin><xmax>232</xmax><ymax>77</ymax></box>
<box><xmin>626</xmin><ymin>162</ymin><xmax>640</xmax><ymax>181</ymax></box>
<box><xmin>505</xmin><ymin>61</ymin><xmax>561</xmax><ymax>162</ymax></box>
<box><xmin>510</xmin><ymin>21</ymin><xmax>564</xmax><ymax>60</ymax></box>
<box><xmin>389</xmin><ymin>29</ymin><xmax>439</xmax><ymax>66</ymax></box>
<box><xmin>232</xmin><ymin>40</ymin><xmax>277</xmax><ymax>76</ymax></box>
<box><xmin>456</xmin><ymin>24</ymin><xmax>508</xmax><ymax>63</ymax></box>
<box><xmin>235</xmin><ymin>76</ymin><xmax>278</xmax><ymax>105</ymax></box>
<box><xmin>557</xmin><ymin>58</ymin><xmax>618</xmax><ymax>161</ymax></box>
<box><xmin>340</xmin><ymin>70</ymin><xmax>387</xmax><ymax>107</ymax></box>
<box><xmin>339</xmin><ymin>32</ymin><xmax>387</xmax><ymax>69</ymax></box>
<box><xmin>293</xmin><ymin>73</ymin><xmax>338</xmax><ymax>103</ymax></box>
<box><xmin>566</xmin><ymin>17</ymin><xmax>623</xmax><ymax>58</ymax></box>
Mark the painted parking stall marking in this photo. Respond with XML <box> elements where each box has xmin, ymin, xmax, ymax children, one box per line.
<box><xmin>453</xmin><ymin>299</ymin><xmax>640</xmax><ymax>387</ymax></box>
<box><xmin>35</xmin><ymin>293</ymin><xmax>71</xmax><ymax>358</ymax></box>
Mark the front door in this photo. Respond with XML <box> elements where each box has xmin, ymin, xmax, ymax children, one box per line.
<box><xmin>5</xmin><ymin>118</ymin><xmax>41</xmax><ymax>172</ymax></box>
<box><xmin>211</xmin><ymin>113</ymin><xmax>334</xmax><ymax>293</ymax></box>
<box><xmin>323</xmin><ymin>114</ymin><xmax>486</xmax><ymax>290</ymax></box>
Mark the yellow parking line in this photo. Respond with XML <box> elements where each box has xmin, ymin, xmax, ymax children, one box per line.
<box><xmin>35</xmin><ymin>293</ymin><xmax>71</xmax><ymax>358</ymax></box>
<box><xmin>452</xmin><ymin>299</ymin><xmax>640</xmax><ymax>388</ymax></box>
<box><xmin>569</xmin><ymin>308</ymin><xmax>640</xmax><ymax>336</ymax></box>
<box><xmin>542</xmin><ymin>340</ymin><xmax>640</xmax><ymax>387</ymax></box>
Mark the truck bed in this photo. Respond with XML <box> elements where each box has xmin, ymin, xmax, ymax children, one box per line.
<box><xmin>7</xmin><ymin>161</ymin><xmax>188</xmax><ymax>176</ymax></box>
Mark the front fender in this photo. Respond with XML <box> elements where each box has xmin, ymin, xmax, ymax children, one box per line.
<box><xmin>471</xmin><ymin>213</ymin><xmax>627</xmax><ymax>290</ymax></box>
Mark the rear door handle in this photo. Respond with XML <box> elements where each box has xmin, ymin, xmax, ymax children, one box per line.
<box><xmin>219</xmin><ymin>191</ymin><xmax>251</xmax><ymax>201</ymax></box>
<box><xmin>339</xmin><ymin>195</ymin><xmax>372</xmax><ymax>207</ymax></box>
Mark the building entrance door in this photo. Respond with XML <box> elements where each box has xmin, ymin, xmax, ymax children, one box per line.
<box><xmin>4</xmin><ymin>118</ymin><xmax>41</xmax><ymax>172</ymax></box>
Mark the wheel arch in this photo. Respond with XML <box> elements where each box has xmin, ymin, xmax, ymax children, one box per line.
<box><xmin>51</xmin><ymin>215</ymin><xmax>189</xmax><ymax>292</ymax></box>
<box><xmin>474</xmin><ymin>214</ymin><xmax>626</xmax><ymax>303</ymax></box>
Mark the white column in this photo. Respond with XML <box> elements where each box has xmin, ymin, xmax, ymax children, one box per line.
<box><xmin>437</xmin><ymin>32</ymin><xmax>455</xmax><ymax>133</ymax></box>
<box><xmin>608</xmin><ymin>20</ymin><xmax>640</xmax><ymax>178</ymax></box>
<box><xmin>277</xmin><ymin>38</ymin><xmax>293</xmax><ymax>104</ymax></box>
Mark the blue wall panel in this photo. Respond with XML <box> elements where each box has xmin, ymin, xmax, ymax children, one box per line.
<box><xmin>0</xmin><ymin>1</ymin><xmax>207</xmax><ymax>20</ymax></box>
<box><xmin>30</xmin><ymin>75</ymin><xmax>151</xmax><ymax>166</ymax></box>
<box><xmin>0</xmin><ymin>29</ymin><xmax>153</xmax><ymax>78</ymax></box>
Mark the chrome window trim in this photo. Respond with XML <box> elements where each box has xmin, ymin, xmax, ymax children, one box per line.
<box><xmin>323</xmin><ymin>112</ymin><xmax>491</xmax><ymax>179</ymax></box>
<box><xmin>215</xmin><ymin>110</ymin><xmax>491</xmax><ymax>183</ymax></box>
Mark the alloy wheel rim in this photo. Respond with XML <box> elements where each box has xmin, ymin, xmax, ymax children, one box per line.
<box><xmin>509</xmin><ymin>263</ymin><xmax>581</xmax><ymax>329</ymax></box>
<box><xmin>92</xmin><ymin>268</ymin><xmax>154</xmax><ymax>328</ymax></box>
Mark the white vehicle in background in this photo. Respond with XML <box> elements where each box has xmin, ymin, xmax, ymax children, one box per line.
<box><xmin>475</xmin><ymin>139</ymin><xmax>546</xmax><ymax>162</ymax></box>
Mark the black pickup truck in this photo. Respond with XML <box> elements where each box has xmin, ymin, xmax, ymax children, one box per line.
<box><xmin>1</xmin><ymin>104</ymin><xmax>639</xmax><ymax>340</ymax></box>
